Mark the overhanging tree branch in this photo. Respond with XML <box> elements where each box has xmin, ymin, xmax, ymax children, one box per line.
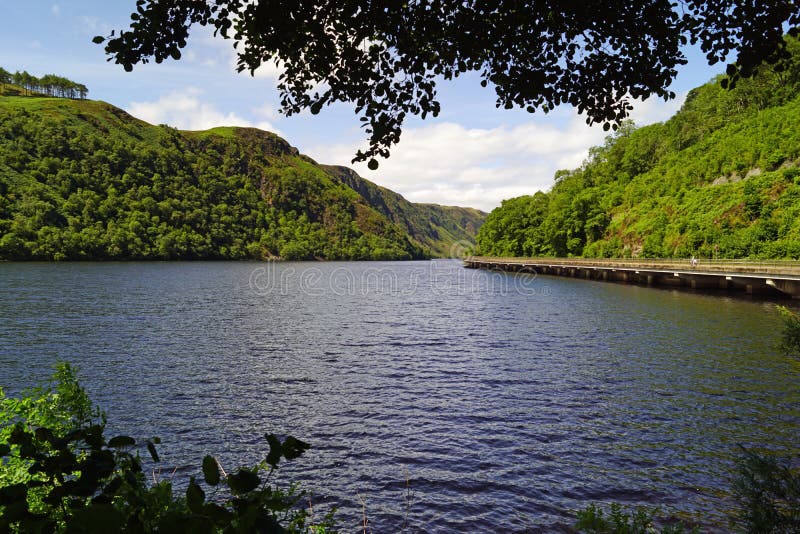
<box><xmin>96</xmin><ymin>0</ymin><xmax>800</xmax><ymax>168</ymax></box>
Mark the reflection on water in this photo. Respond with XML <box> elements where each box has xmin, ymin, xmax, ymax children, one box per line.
<box><xmin>1</xmin><ymin>260</ymin><xmax>798</xmax><ymax>531</ymax></box>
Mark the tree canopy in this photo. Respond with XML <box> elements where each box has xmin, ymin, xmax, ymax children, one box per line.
<box><xmin>97</xmin><ymin>1</ymin><xmax>799</xmax><ymax>167</ymax></box>
<box><xmin>0</xmin><ymin>67</ymin><xmax>88</xmax><ymax>99</ymax></box>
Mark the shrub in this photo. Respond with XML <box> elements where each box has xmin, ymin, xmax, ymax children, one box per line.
<box><xmin>0</xmin><ymin>364</ymin><xmax>334</xmax><ymax>533</ymax></box>
<box><xmin>731</xmin><ymin>447</ymin><xmax>800</xmax><ymax>532</ymax></box>
<box><xmin>777</xmin><ymin>305</ymin><xmax>800</xmax><ymax>357</ymax></box>
<box><xmin>575</xmin><ymin>503</ymin><xmax>696</xmax><ymax>533</ymax></box>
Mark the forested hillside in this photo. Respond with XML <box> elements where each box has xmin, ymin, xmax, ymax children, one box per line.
<box><xmin>477</xmin><ymin>36</ymin><xmax>800</xmax><ymax>259</ymax></box>
<box><xmin>0</xmin><ymin>96</ymin><xmax>483</xmax><ymax>260</ymax></box>
<box><xmin>322</xmin><ymin>165</ymin><xmax>485</xmax><ymax>256</ymax></box>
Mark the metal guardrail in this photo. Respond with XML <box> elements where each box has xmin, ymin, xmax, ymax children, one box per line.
<box><xmin>465</xmin><ymin>256</ymin><xmax>800</xmax><ymax>276</ymax></box>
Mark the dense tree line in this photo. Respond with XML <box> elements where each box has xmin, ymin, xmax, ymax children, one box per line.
<box><xmin>477</xmin><ymin>36</ymin><xmax>800</xmax><ymax>260</ymax></box>
<box><xmin>0</xmin><ymin>99</ymin><xmax>426</xmax><ymax>261</ymax></box>
<box><xmin>0</xmin><ymin>67</ymin><xmax>88</xmax><ymax>99</ymax></box>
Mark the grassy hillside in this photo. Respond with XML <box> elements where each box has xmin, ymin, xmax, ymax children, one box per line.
<box><xmin>322</xmin><ymin>165</ymin><xmax>485</xmax><ymax>256</ymax></box>
<box><xmin>0</xmin><ymin>96</ymin><xmax>482</xmax><ymax>260</ymax></box>
<box><xmin>477</xmin><ymin>36</ymin><xmax>800</xmax><ymax>259</ymax></box>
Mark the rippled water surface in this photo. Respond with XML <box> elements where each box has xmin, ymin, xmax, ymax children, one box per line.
<box><xmin>1</xmin><ymin>261</ymin><xmax>799</xmax><ymax>531</ymax></box>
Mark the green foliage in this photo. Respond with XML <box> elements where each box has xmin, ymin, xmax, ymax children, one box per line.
<box><xmin>0</xmin><ymin>97</ymin><xmax>439</xmax><ymax>261</ymax></box>
<box><xmin>731</xmin><ymin>448</ymin><xmax>800</xmax><ymax>533</ymax></box>
<box><xmin>1</xmin><ymin>67</ymin><xmax>87</xmax><ymax>99</ymax></box>
<box><xmin>777</xmin><ymin>306</ymin><xmax>800</xmax><ymax>357</ymax></box>
<box><xmin>0</xmin><ymin>363</ymin><xmax>103</xmax><ymax>490</ymax></box>
<box><xmin>322</xmin><ymin>165</ymin><xmax>486</xmax><ymax>256</ymax></box>
<box><xmin>575</xmin><ymin>503</ymin><xmax>696</xmax><ymax>534</ymax></box>
<box><xmin>0</xmin><ymin>365</ymin><xmax>335</xmax><ymax>533</ymax></box>
<box><xmin>477</xmin><ymin>36</ymin><xmax>800</xmax><ymax>260</ymax></box>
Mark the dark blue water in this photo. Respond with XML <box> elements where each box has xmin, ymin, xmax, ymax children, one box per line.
<box><xmin>1</xmin><ymin>261</ymin><xmax>798</xmax><ymax>531</ymax></box>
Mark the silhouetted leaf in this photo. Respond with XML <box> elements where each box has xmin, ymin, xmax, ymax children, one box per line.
<box><xmin>84</xmin><ymin>425</ymin><xmax>105</xmax><ymax>449</ymax></box>
<box><xmin>0</xmin><ymin>483</ymin><xmax>27</xmax><ymax>505</ymax></box>
<box><xmin>203</xmin><ymin>502</ymin><xmax>233</xmax><ymax>523</ymax></box>
<box><xmin>108</xmin><ymin>435</ymin><xmax>136</xmax><ymax>448</ymax></box>
<box><xmin>265</xmin><ymin>434</ymin><xmax>283</xmax><ymax>468</ymax></box>
<box><xmin>186</xmin><ymin>477</ymin><xmax>205</xmax><ymax>513</ymax></box>
<box><xmin>0</xmin><ymin>499</ymin><xmax>30</xmax><ymax>522</ymax></box>
<box><xmin>8</xmin><ymin>424</ymin><xmax>31</xmax><ymax>446</ymax></box>
<box><xmin>281</xmin><ymin>436</ymin><xmax>310</xmax><ymax>460</ymax></box>
<box><xmin>227</xmin><ymin>468</ymin><xmax>260</xmax><ymax>494</ymax></box>
<box><xmin>146</xmin><ymin>440</ymin><xmax>160</xmax><ymax>462</ymax></box>
<box><xmin>68</xmin><ymin>503</ymin><xmax>125</xmax><ymax>533</ymax></box>
<box><xmin>255</xmin><ymin>513</ymin><xmax>285</xmax><ymax>533</ymax></box>
<box><xmin>34</xmin><ymin>427</ymin><xmax>56</xmax><ymax>444</ymax></box>
<box><xmin>202</xmin><ymin>455</ymin><xmax>221</xmax><ymax>486</ymax></box>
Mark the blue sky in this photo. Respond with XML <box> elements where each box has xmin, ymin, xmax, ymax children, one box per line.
<box><xmin>0</xmin><ymin>1</ymin><xmax>725</xmax><ymax>211</ymax></box>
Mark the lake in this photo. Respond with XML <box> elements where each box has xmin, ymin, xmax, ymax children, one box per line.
<box><xmin>1</xmin><ymin>260</ymin><xmax>798</xmax><ymax>531</ymax></box>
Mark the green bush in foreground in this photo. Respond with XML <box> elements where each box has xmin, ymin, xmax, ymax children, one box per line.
<box><xmin>777</xmin><ymin>305</ymin><xmax>800</xmax><ymax>357</ymax></box>
<box><xmin>577</xmin><ymin>308</ymin><xmax>800</xmax><ymax>533</ymax></box>
<box><xmin>0</xmin><ymin>364</ymin><xmax>334</xmax><ymax>533</ymax></box>
<box><xmin>575</xmin><ymin>461</ymin><xmax>800</xmax><ymax>534</ymax></box>
<box><xmin>575</xmin><ymin>503</ymin><xmax>697</xmax><ymax>533</ymax></box>
<box><xmin>732</xmin><ymin>447</ymin><xmax>800</xmax><ymax>532</ymax></box>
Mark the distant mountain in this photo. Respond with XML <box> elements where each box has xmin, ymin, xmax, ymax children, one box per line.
<box><xmin>478</xmin><ymin>36</ymin><xmax>800</xmax><ymax>259</ymax></box>
<box><xmin>322</xmin><ymin>165</ymin><xmax>486</xmax><ymax>257</ymax></box>
<box><xmin>0</xmin><ymin>96</ymin><xmax>484</xmax><ymax>260</ymax></box>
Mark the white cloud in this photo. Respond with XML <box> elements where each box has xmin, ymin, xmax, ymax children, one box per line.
<box><xmin>78</xmin><ymin>16</ymin><xmax>101</xmax><ymax>32</ymax></box>
<box><xmin>251</xmin><ymin>59</ymin><xmax>285</xmax><ymax>81</ymax></box>
<box><xmin>305</xmin><ymin>95</ymin><xmax>686</xmax><ymax>212</ymax></box>
<box><xmin>127</xmin><ymin>88</ymin><xmax>281</xmax><ymax>133</ymax></box>
<box><xmin>252</xmin><ymin>103</ymin><xmax>280</xmax><ymax>121</ymax></box>
<box><xmin>307</xmin><ymin>114</ymin><xmax>609</xmax><ymax>212</ymax></box>
<box><xmin>51</xmin><ymin>5</ymin><xmax>60</xmax><ymax>17</ymax></box>
<box><xmin>169</xmin><ymin>26</ymin><xmax>283</xmax><ymax>79</ymax></box>
<box><xmin>77</xmin><ymin>15</ymin><xmax>112</xmax><ymax>36</ymax></box>
<box><xmin>126</xmin><ymin>84</ymin><xmax>686</xmax><ymax>215</ymax></box>
<box><xmin>629</xmin><ymin>92</ymin><xmax>687</xmax><ymax>126</ymax></box>
<box><xmin>217</xmin><ymin>27</ymin><xmax>285</xmax><ymax>81</ymax></box>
